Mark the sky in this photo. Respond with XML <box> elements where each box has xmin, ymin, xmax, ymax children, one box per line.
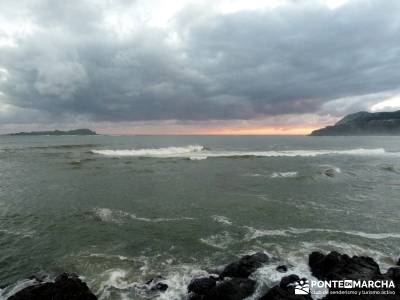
<box><xmin>0</xmin><ymin>0</ymin><xmax>400</xmax><ymax>135</ymax></box>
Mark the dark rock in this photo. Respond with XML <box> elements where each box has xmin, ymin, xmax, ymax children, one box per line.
<box><xmin>204</xmin><ymin>278</ymin><xmax>256</xmax><ymax>300</ymax></box>
<box><xmin>323</xmin><ymin>168</ymin><xmax>337</xmax><ymax>177</ymax></box>
<box><xmin>188</xmin><ymin>277</ymin><xmax>217</xmax><ymax>295</ymax></box>
<box><xmin>279</xmin><ymin>274</ymin><xmax>300</xmax><ymax>288</ymax></box>
<box><xmin>145</xmin><ymin>276</ymin><xmax>168</xmax><ymax>292</ymax></box>
<box><xmin>220</xmin><ymin>252</ymin><xmax>269</xmax><ymax>278</ymax></box>
<box><xmin>151</xmin><ymin>282</ymin><xmax>168</xmax><ymax>292</ymax></box>
<box><xmin>276</xmin><ymin>265</ymin><xmax>288</xmax><ymax>273</ymax></box>
<box><xmin>309</xmin><ymin>252</ymin><xmax>400</xmax><ymax>300</ymax></box>
<box><xmin>260</xmin><ymin>274</ymin><xmax>312</xmax><ymax>300</ymax></box>
<box><xmin>145</xmin><ymin>275</ymin><xmax>164</xmax><ymax>285</ymax></box>
<box><xmin>309</xmin><ymin>251</ymin><xmax>380</xmax><ymax>280</ymax></box>
<box><xmin>187</xmin><ymin>294</ymin><xmax>205</xmax><ymax>300</ymax></box>
<box><xmin>206</xmin><ymin>265</ymin><xmax>225</xmax><ymax>275</ymax></box>
<box><xmin>397</xmin><ymin>258</ymin><xmax>400</xmax><ymax>266</ymax></box>
<box><xmin>386</xmin><ymin>267</ymin><xmax>400</xmax><ymax>285</ymax></box>
<box><xmin>8</xmin><ymin>273</ymin><xmax>97</xmax><ymax>300</ymax></box>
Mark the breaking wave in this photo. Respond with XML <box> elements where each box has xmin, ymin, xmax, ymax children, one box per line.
<box><xmin>91</xmin><ymin>146</ymin><xmax>389</xmax><ymax>159</ymax></box>
<box><xmin>244</xmin><ymin>226</ymin><xmax>400</xmax><ymax>241</ymax></box>
<box><xmin>270</xmin><ymin>172</ymin><xmax>298</xmax><ymax>178</ymax></box>
<box><xmin>91</xmin><ymin>145</ymin><xmax>205</xmax><ymax>158</ymax></box>
<box><xmin>93</xmin><ymin>208</ymin><xmax>194</xmax><ymax>224</ymax></box>
<box><xmin>211</xmin><ymin>215</ymin><xmax>233</xmax><ymax>225</ymax></box>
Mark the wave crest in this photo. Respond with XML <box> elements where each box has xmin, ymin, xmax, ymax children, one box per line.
<box><xmin>91</xmin><ymin>145</ymin><xmax>205</xmax><ymax>157</ymax></box>
<box><xmin>91</xmin><ymin>147</ymin><xmax>388</xmax><ymax>159</ymax></box>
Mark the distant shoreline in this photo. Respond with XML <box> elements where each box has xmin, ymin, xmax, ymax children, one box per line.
<box><xmin>4</xmin><ymin>129</ymin><xmax>97</xmax><ymax>136</ymax></box>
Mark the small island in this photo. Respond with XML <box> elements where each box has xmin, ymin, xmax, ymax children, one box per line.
<box><xmin>310</xmin><ymin>110</ymin><xmax>400</xmax><ymax>136</ymax></box>
<box><xmin>5</xmin><ymin>129</ymin><xmax>97</xmax><ymax>136</ymax></box>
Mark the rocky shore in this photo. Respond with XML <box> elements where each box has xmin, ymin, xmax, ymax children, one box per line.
<box><xmin>5</xmin><ymin>251</ymin><xmax>400</xmax><ymax>300</ymax></box>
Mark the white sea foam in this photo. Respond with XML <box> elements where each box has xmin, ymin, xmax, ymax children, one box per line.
<box><xmin>97</xmin><ymin>269</ymin><xmax>134</xmax><ymax>300</ymax></box>
<box><xmin>158</xmin><ymin>266</ymin><xmax>209</xmax><ymax>300</ymax></box>
<box><xmin>270</xmin><ymin>171</ymin><xmax>298</xmax><ymax>178</ymax></box>
<box><xmin>200</xmin><ymin>231</ymin><xmax>237</xmax><ymax>249</ymax></box>
<box><xmin>91</xmin><ymin>145</ymin><xmax>205</xmax><ymax>157</ymax></box>
<box><xmin>211</xmin><ymin>215</ymin><xmax>233</xmax><ymax>225</ymax></box>
<box><xmin>95</xmin><ymin>263</ymin><xmax>208</xmax><ymax>300</ymax></box>
<box><xmin>0</xmin><ymin>279</ymin><xmax>39</xmax><ymax>300</ymax></box>
<box><xmin>247</xmin><ymin>256</ymin><xmax>326</xmax><ymax>300</ymax></box>
<box><xmin>91</xmin><ymin>146</ymin><xmax>389</xmax><ymax>159</ymax></box>
<box><xmin>245</xmin><ymin>226</ymin><xmax>400</xmax><ymax>241</ymax></box>
<box><xmin>93</xmin><ymin>208</ymin><xmax>194</xmax><ymax>224</ymax></box>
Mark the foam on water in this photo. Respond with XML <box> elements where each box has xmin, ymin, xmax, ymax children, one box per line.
<box><xmin>244</xmin><ymin>226</ymin><xmax>400</xmax><ymax>241</ymax></box>
<box><xmin>211</xmin><ymin>215</ymin><xmax>233</xmax><ymax>225</ymax></box>
<box><xmin>158</xmin><ymin>266</ymin><xmax>209</xmax><ymax>300</ymax></box>
<box><xmin>91</xmin><ymin>145</ymin><xmax>205</xmax><ymax>157</ymax></box>
<box><xmin>96</xmin><ymin>269</ymin><xmax>133</xmax><ymax>300</ymax></box>
<box><xmin>0</xmin><ymin>279</ymin><xmax>39</xmax><ymax>300</ymax></box>
<box><xmin>199</xmin><ymin>231</ymin><xmax>237</xmax><ymax>249</ymax></box>
<box><xmin>91</xmin><ymin>147</ymin><xmax>389</xmax><ymax>159</ymax></box>
<box><xmin>93</xmin><ymin>208</ymin><xmax>194</xmax><ymax>224</ymax></box>
<box><xmin>270</xmin><ymin>171</ymin><xmax>298</xmax><ymax>178</ymax></box>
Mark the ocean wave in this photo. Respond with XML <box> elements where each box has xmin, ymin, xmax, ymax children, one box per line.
<box><xmin>0</xmin><ymin>228</ymin><xmax>35</xmax><ymax>238</ymax></box>
<box><xmin>93</xmin><ymin>208</ymin><xmax>194</xmax><ymax>224</ymax></box>
<box><xmin>91</xmin><ymin>146</ymin><xmax>388</xmax><ymax>159</ymax></box>
<box><xmin>270</xmin><ymin>171</ymin><xmax>298</xmax><ymax>178</ymax></box>
<box><xmin>199</xmin><ymin>231</ymin><xmax>238</xmax><ymax>249</ymax></box>
<box><xmin>91</xmin><ymin>145</ymin><xmax>205</xmax><ymax>157</ymax></box>
<box><xmin>211</xmin><ymin>215</ymin><xmax>233</xmax><ymax>225</ymax></box>
<box><xmin>0</xmin><ymin>279</ymin><xmax>41</xmax><ymax>299</ymax></box>
<box><xmin>244</xmin><ymin>226</ymin><xmax>400</xmax><ymax>241</ymax></box>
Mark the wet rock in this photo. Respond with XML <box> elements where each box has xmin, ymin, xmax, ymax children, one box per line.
<box><xmin>204</xmin><ymin>277</ymin><xmax>256</xmax><ymax>300</ymax></box>
<box><xmin>188</xmin><ymin>277</ymin><xmax>217</xmax><ymax>295</ymax></box>
<box><xmin>220</xmin><ymin>252</ymin><xmax>269</xmax><ymax>278</ymax></box>
<box><xmin>309</xmin><ymin>252</ymin><xmax>400</xmax><ymax>300</ymax></box>
<box><xmin>206</xmin><ymin>265</ymin><xmax>225</xmax><ymax>275</ymax></box>
<box><xmin>276</xmin><ymin>265</ymin><xmax>288</xmax><ymax>273</ymax></box>
<box><xmin>309</xmin><ymin>251</ymin><xmax>380</xmax><ymax>280</ymax></box>
<box><xmin>187</xmin><ymin>277</ymin><xmax>256</xmax><ymax>300</ymax></box>
<box><xmin>151</xmin><ymin>282</ymin><xmax>168</xmax><ymax>292</ymax></box>
<box><xmin>323</xmin><ymin>169</ymin><xmax>336</xmax><ymax>177</ymax></box>
<box><xmin>397</xmin><ymin>258</ymin><xmax>400</xmax><ymax>266</ymax></box>
<box><xmin>8</xmin><ymin>273</ymin><xmax>97</xmax><ymax>300</ymax></box>
<box><xmin>260</xmin><ymin>274</ymin><xmax>312</xmax><ymax>300</ymax></box>
<box><xmin>145</xmin><ymin>276</ymin><xmax>168</xmax><ymax>292</ymax></box>
<box><xmin>386</xmin><ymin>267</ymin><xmax>400</xmax><ymax>286</ymax></box>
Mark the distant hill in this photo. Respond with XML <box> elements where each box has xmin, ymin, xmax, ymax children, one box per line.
<box><xmin>6</xmin><ymin>129</ymin><xmax>97</xmax><ymax>136</ymax></box>
<box><xmin>310</xmin><ymin>111</ymin><xmax>400</xmax><ymax>136</ymax></box>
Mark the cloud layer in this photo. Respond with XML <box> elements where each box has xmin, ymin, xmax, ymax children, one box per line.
<box><xmin>0</xmin><ymin>0</ymin><xmax>400</xmax><ymax>132</ymax></box>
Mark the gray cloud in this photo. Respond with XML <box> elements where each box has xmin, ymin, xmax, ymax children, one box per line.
<box><xmin>1</xmin><ymin>0</ymin><xmax>400</xmax><ymax>126</ymax></box>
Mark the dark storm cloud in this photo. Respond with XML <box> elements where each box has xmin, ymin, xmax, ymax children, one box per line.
<box><xmin>0</xmin><ymin>0</ymin><xmax>400</xmax><ymax>123</ymax></box>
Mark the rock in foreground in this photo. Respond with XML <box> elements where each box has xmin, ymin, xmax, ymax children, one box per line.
<box><xmin>8</xmin><ymin>273</ymin><xmax>97</xmax><ymax>300</ymax></box>
<box><xmin>220</xmin><ymin>252</ymin><xmax>269</xmax><ymax>278</ymax></box>
<box><xmin>259</xmin><ymin>274</ymin><xmax>312</xmax><ymax>300</ymax></box>
<box><xmin>309</xmin><ymin>251</ymin><xmax>400</xmax><ymax>300</ymax></box>
<box><xmin>188</xmin><ymin>252</ymin><xmax>268</xmax><ymax>300</ymax></box>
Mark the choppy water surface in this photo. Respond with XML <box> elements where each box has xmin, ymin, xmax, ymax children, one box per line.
<box><xmin>1</xmin><ymin>135</ymin><xmax>400</xmax><ymax>299</ymax></box>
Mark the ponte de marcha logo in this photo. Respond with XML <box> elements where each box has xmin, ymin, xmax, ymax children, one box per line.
<box><xmin>294</xmin><ymin>279</ymin><xmax>310</xmax><ymax>295</ymax></box>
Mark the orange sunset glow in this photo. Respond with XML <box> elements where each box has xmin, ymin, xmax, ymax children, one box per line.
<box><xmin>198</xmin><ymin>126</ymin><xmax>319</xmax><ymax>135</ymax></box>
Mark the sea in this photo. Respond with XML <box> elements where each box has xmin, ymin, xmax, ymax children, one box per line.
<box><xmin>0</xmin><ymin>135</ymin><xmax>400</xmax><ymax>299</ymax></box>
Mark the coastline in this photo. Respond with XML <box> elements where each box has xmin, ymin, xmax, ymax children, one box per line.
<box><xmin>3</xmin><ymin>251</ymin><xmax>399</xmax><ymax>300</ymax></box>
